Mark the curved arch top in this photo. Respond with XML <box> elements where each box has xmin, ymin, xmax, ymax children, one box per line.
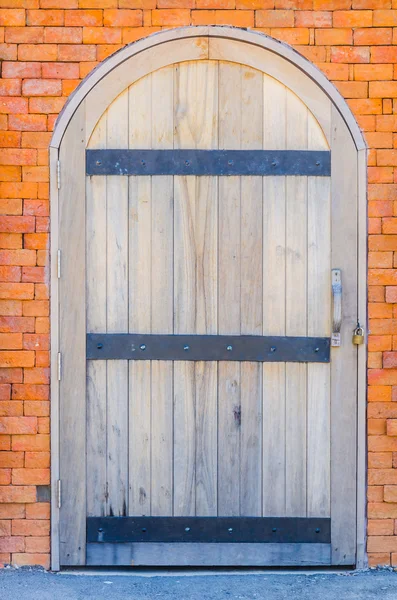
<box><xmin>51</xmin><ymin>26</ymin><xmax>365</xmax><ymax>151</ymax></box>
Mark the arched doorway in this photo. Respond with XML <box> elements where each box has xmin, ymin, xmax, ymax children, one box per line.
<box><xmin>50</xmin><ymin>26</ymin><xmax>367</xmax><ymax>569</ymax></box>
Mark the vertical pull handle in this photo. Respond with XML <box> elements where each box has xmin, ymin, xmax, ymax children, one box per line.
<box><xmin>331</xmin><ymin>269</ymin><xmax>342</xmax><ymax>347</ymax></box>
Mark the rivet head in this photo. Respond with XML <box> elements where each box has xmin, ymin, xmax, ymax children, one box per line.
<box><xmin>272</xmin><ymin>528</ymin><xmax>277</xmax><ymax>533</ymax></box>
<box><xmin>185</xmin><ymin>160</ymin><xmax>190</xmax><ymax>166</ymax></box>
<box><xmin>270</xmin><ymin>347</ymin><xmax>276</xmax><ymax>353</ymax></box>
<box><xmin>96</xmin><ymin>160</ymin><xmax>102</xmax><ymax>166</ymax></box>
<box><xmin>272</xmin><ymin>161</ymin><xmax>278</xmax><ymax>167</ymax></box>
<box><xmin>314</xmin><ymin>347</ymin><xmax>320</xmax><ymax>353</ymax></box>
<box><xmin>183</xmin><ymin>345</ymin><xmax>189</xmax><ymax>351</ymax></box>
<box><xmin>97</xmin><ymin>343</ymin><xmax>103</xmax><ymax>350</ymax></box>
<box><xmin>315</xmin><ymin>528</ymin><xmax>320</xmax><ymax>533</ymax></box>
<box><xmin>141</xmin><ymin>160</ymin><xmax>146</xmax><ymax>166</ymax></box>
<box><xmin>98</xmin><ymin>527</ymin><xmax>104</xmax><ymax>533</ymax></box>
<box><xmin>185</xmin><ymin>527</ymin><xmax>190</xmax><ymax>532</ymax></box>
<box><xmin>141</xmin><ymin>528</ymin><xmax>147</xmax><ymax>532</ymax></box>
<box><xmin>226</xmin><ymin>345</ymin><xmax>233</xmax><ymax>351</ymax></box>
<box><xmin>140</xmin><ymin>344</ymin><xmax>146</xmax><ymax>351</ymax></box>
<box><xmin>228</xmin><ymin>528</ymin><xmax>233</xmax><ymax>533</ymax></box>
<box><xmin>228</xmin><ymin>160</ymin><xmax>234</xmax><ymax>166</ymax></box>
<box><xmin>315</xmin><ymin>161</ymin><xmax>321</xmax><ymax>166</ymax></box>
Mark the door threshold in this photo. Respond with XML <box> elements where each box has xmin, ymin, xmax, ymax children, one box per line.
<box><xmin>58</xmin><ymin>566</ymin><xmax>356</xmax><ymax>577</ymax></box>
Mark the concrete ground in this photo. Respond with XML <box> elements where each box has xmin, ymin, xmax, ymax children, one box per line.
<box><xmin>0</xmin><ymin>568</ymin><xmax>396</xmax><ymax>600</ymax></box>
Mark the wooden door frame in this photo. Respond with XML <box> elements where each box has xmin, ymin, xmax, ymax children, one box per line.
<box><xmin>50</xmin><ymin>25</ymin><xmax>367</xmax><ymax>571</ymax></box>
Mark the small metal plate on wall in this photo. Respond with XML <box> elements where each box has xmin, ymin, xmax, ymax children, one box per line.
<box><xmin>86</xmin><ymin>149</ymin><xmax>331</xmax><ymax>177</ymax></box>
<box><xmin>87</xmin><ymin>517</ymin><xmax>331</xmax><ymax>544</ymax></box>
<box><xmin>86</xmin><ymin>334</ymin><xmax>331</xmax><ymax>363</ymax></box>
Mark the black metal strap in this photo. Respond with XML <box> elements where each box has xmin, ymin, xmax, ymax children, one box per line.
<box><xmin>86</xmin><ymin>334</ymin><xmax>330</xmax><ymax>362</ymax></box>
<box><xmin>86</xmin><ymin>149</ymin><xmax>331</xmax><ymax>176</ymax></box>
<box><xmin>87</xmin><ymin>517</ymin><xmax>331</xmax><ymax>544</ymax></box>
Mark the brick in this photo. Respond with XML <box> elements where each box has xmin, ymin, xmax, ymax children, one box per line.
<box><xmin>24</xmin><ymin>367</ymin><xmax>49</xmax><ymax>384</ymax></box>
<box><xmin>0</xmin><ymin>333</ymin><xmax>21</xmax><ymax>349</ymax></box>
<box><xmin>26</xmin><ymin>9</ymin><xmax>63</xmax><ymax>26</ymax></box>
<box><xmin>0</xmin><ymin>266</ymin><xmax>21</xmax><ymax>283</ymax></box>
<box><xmin>24</xmin><ymin>401</ymin><xmax>49</xmax><ymax>417</ymax></box>
<box><xmin>12</xmin><ymin>384</ymin><xmax>48</xmax><ymax>400</ymax></box>
<box><xmin>22</xmin><ymin>301</ymin><xmax>48</xmax><ymax>317</ymax></box>
<box><xmin>103</xmin><ymin>8</ymin><xmax>142</xmax><ymax>25</ymax></box>
<box><xmin>373</xmin><ymin>10</ymin><xmax>397</xmax><ymax>26</ymax></box>
<box><xmin>21</xmin><ymin>132</ymin><xmax>52</xmax><ymax>148</ymax></box>
<box><xmin>1</xmin><ymin>62</ymin><xmax>41</xmax><ymax>79</ymax></box>
<box><xmin>368</xmin><ymin>452</ymin><xmax>393</xmax><ymax>469</ymax></box>
<box><xmin>368</xmin><ymin>251</ymin><xmax>393</xmax><ymax>268</ymax></box>
<box><xmin>335</xmin><ymin>81</ymin><xmax>368</xmax><ymax>98</ymax></box>
<box><xmin>0</xmin><ymin>9</ymin><xmax>25</xmax><ymax>26</ymax></box>
<box><xmin>368</xmin><ymin>536</ymin><xmax>397</xmax><ymax>552</ymax></box>
<box><xmin>355</xmin><ymin>28</ymin><xmax>392</xmax><ymax>45</ymax></box>
<box><xmin>0</xmin><ymin>351</ymin><xmax>34</xmax><ymax>367</ymax></box>
<box><xmin>0</xmin><ymin>96</ymin><xmax>27</xmax><ymax>114</ymax></box>
<box><xmin>25</xmin><ymin>451</ymin><xmax>50</xmax><ymax>468</ymax></box>
<box><xmin>0</xmin><ymin>79</ymin><xmax>21</xmax><ymax>97</ymax></box>
<box><xmin>23</xmin><ymin>234</ymin><xmax>48</xmax><ymax>250</ymax></box>
<box><xmin>369</xmin><ymin>435</ymin><xmax>397</xmax><ymax>451</ymax></box>
<box><xmin>0</xmin><ymin>451</ymin><xmax>23</xmax><ymax>467</ymax></box>
<box><xmin>8</xmin><ymin>114</ymin><xmax>46</xmax><ymax>132</ymax></box>
<box><xmin>0</xmin><ymin>402</ymin><xmax>22</xmax><ymax>416</ymax></box>
<box><xmin>44</xmin><ymin>26</ymin><xmax>82</xmax><ymax>44</ymax></box>
<box><xmin>22</xmin><ymin>79</ymin><xmax>62</xmax><ymax>97</ymax></box>
<box><xmin>331</xmin><ymin>46</ymin><xmax>370</xmax><ymax>63</ymax></box>
<box><xmin>0</xmin><ymin>469</ymin><xmax>11</xmax><ymax>485</ymax></box>
<box><xmin>369</xmin><ymin>235</ymin><xmax>397</xmax><ymax>251</ymax></box>
<box><xmin>151</xmin><ymin>9</ymin><xmax>192</xmax><ymax>26</ymax></box>
<box><xmin>0</xmin><ymin>485</ymin><xmax>35</xmax><ymax>503</ymax></box>
<box><xmin>0</xmin><ymin>536</ymin><xmax>24</xmax><ymax>552</ymax></box>
<box><xmin>41</xmin><ymin>62</ymin><xmax>79</xmax><ymax>79</ymax></box>
<box><xmin>0</xmin><ymin>317</ymin><xmax>34</xmax><ymax>333</ymax></box>
<box><xmin>12</xmin><ymin>468</ymin><xmax>49</xmax><ymax>485</ymax></box>
<box><xmin>65</xmin><ymin>9</ymin><xmax>102</xmax><ymax>26</ymax></box>
<box><xmin>0</xmin><ymin>302</ymin><xmax>23</xmax><ymax>317</ymax></box>
<box><xmin>0</xmin><ymin>200</ymin><xmax>22</xmax><ymax>216</ymax></box>
<box><xmin>26</xmin><ymin>503</ymin><xmax>50</xmax><ymax>519</ymax></box>
<box><xmin>58</xmin><ymin>44</ymin><xmax>96</xmax><ymax>61</ymax></box>
<box><xmin>11</xmin><ymin>553</ymin><xmax>50</xmax><ymax>569</ymax></box>
<box><xmin>5</xmin><ymin>27</ymin><xmax>43</xmax><ymax>44</ymax></box>
<box><xmin>368</xmin><ymin>418</ymin><xmax>386</xmax><ymax>434</ymax></box>
<box><xmin>0</xmin><ymin>168</ymin><xmax>21</xmax><ymax>183</ymax></box>
<box><xmin>0</xmin><ymin>251</ymin><xmax>35</xmax><ymax>267</ymax></box>
<box><xmin>0</xmin><ymin>437</ymin><xmax>10</xmax><ymax>451</ymax></box>
<box><xmin>369</xmin><ymin>502</ymin><xmax>397</xmax><ymax>519</ymax></box>
<box><xmin>0</xmin><ymin>520</ymin><xmax>10</xmax><ymax>536</ymax></box>
<box><xmin>18</xmin><ymin>44</ymin><xmax>57</xmax><ymax>62</ymax></box>
<box><xmin>387</xmin><ymin>419</ymin><xmax>397</xmax><ymax>435</ymax></box>
<box><xmin>255</xmin><ymin>9</ymin><xmax>294</xmax><ymax>27</ymax></box>
<box><xmin>368</xmin><ymin>519</ymin><xmax>394</xmax><ymax>536</ymax></box>
<box><xmin>0</xmin><ymin>416</ymin><xmax>36</xmax><ymax>434</ymax></box>
<box><xmin>29</xmin><ymin>96</ymin><xmax>65</xmax><ymax>114</ymax></box>
<box><xmin>371</xmin><ymin>47</ymin><xmax>397</xmax><ymax>63</ymax></box>
<box><xmin>83</xmin><ymin>26</ymin><xmax>121</xmax><ymax>43</ymax></box>
<box><xmin>25</xmin><ymin>536</ymin><xmax>50</xmax><ymax>553</ymax></box>
<box><xmin>0</xmin><ymin>43</ymin><xmax>17</xmax><ymax>61</ymax></box>
<box><xmin>368</xmin><ymin>552</ymin><xmax>391</xmax><ymax>567</ymax></box>
<box><xmin>12</xmin><ymin>434</ymin><xmax>49</xmax><ymax>451</ymax></box>
<box><xmin>0</xmin><ymin>368</ymin><xmax>22</xmax><ymax>384</ymax></box>
<box><xmin>333</xmin><ymin>10</ymin><xmax>372</xmax><ymax>27</ymax></box>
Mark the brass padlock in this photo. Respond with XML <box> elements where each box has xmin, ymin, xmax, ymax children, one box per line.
<box><xmin>353</xmin><ymin>324</ymin><xmax>365</xmax><ymax>345</ymax></box>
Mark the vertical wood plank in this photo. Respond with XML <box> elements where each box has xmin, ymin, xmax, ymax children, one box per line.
<box><xmin>285</xmin><ymin>92</ymin><xmax>308</xmax><ymax>518</ymax></box>
<box><xmin>218</xmin><ymin>62</ymin><xmax>241</xmax><ymax>516</ymax></box>
<box><xmin>240</xmin><ymin>66</ymin><xmax>263</xmax><ymax>517</ymax></box>
<box><xmin>128</xmin><ymin>74</ymin><xmax>152</xmax><ymax>516</ymax></box>
<box><xmin>106</xmin><ymin>90</ymin><xmax>129</xmax><ymax>517</ymax></box>
<box><xmin>173</xmin><ymin>61</ymin><xmax>218</xmax><ymax>517</ymax></box>
<box><xmin>262</xmin><ymin>77</ymin><xmax>287</xmax><ymax>517</ymax></box>
<box><xmin>86</xmin><ymin>114</ymin><xmax>107</xmax><ymax>518</ymax></box>
<box><xmin>150</xmin><ymin>66</ymin><xmax>174</xmax><ymax>517</ymax></box>
<box><xmin>59</xmin><ymin>102</ymin><xmax>86</xmax><ymax>564</ymax></box>
<box><xmin>307</xmin><ymin>112</ymin><xmax>331</xmax><ymax>518</ymax></box>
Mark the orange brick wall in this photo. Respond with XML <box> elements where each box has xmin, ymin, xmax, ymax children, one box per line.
<box><xmin>0</xmin><ymin>0</ymin><xmax>396</xmax><ymax>570</ymax></box>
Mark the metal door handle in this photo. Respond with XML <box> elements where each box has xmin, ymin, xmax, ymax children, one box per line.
<box><xmin>331</xmin><ymin>269</ymin><xmax>342</xmax><ymax>347</ymax></box>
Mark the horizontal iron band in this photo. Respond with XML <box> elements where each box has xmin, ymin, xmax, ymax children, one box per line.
<box><xmin>87</xmin><ymin>517</ymin><xmax>331</xmax><ymax>544</ymax></box>
<box><xmin>86</xmin><ymin>334</ymin><xmax>330</xmax><ymax>362</ymax></box>
<box><xmin>86</xmin><ymin>149</ymin><xmax>331</xmax><ymax>177</ymax></box>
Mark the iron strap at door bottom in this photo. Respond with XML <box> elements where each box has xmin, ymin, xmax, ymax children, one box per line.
<box><xmin>86</xmin><ymin>334</ymin><xmax>330</xmax><ymax>363</ymax></box>
<box><xmin>87</xmin><ymin>517</ymin><xmax>331</xmax><ymax>544</ymax></box>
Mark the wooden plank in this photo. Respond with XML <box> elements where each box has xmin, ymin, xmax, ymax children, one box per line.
<box><xmin>285</xmin><ymin>92</ymin><xmax>308</xmax><ymax>518</ymax></box>
<box><xmin>218</xmin><ymin>61</ymin><xmax>242</xmax><ymax>517</ymax></box>
<box><xmin>307</xmin><ymin>114</ymin><xmax>331</xmax><ymax>518</ymax></box>
<box><xmin>150</xmin><ymin>65</ymin><xmax>174</xmax><ymax>517</ymax></box>
<box><xmin>240</xmin><ymin>65</ymin><xmax>263</xmax><ymax>517</ymax></box>
<box><xmin>59</xmin><ymin>102</ymin><xmax>86</xmax><ymax>565</ymax></box>
<box><xmin>86</xmin><ymin>113</ymin><xmax>107</xmax><ymax>519</ymax></box>
<box><xmin>106</xmin><ymin>90</ymin><xmax>129</xmax><ymax>517</ymax></box>
<box><xmin>330</xmin><ymin>106</ymin><xmax>357</xmax><ymax>565</ymax></box>
<box><xmin>173</xmin><ymin>61</ymin><xmax>218</xmax><ymax>517</ymax></box>
<box><xmin>128</xmin><ymin>73</ymin><xmax>152</xmax><ymax>516</ymax></box>
<box><xmin>87</xmin><ymin>543</ymin><xmax>332</xmax><ymax>567</ymax></box>
<box><xmin>262</xmin><ymin>77</ymin><xmax>287</xmax><ymax>517</ymax></box>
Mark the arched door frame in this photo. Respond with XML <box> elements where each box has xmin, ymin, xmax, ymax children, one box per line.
<box><xmin>50</xmin><ymin>26</ymin><xmax>367</xmax><ymax>570</ymax></box>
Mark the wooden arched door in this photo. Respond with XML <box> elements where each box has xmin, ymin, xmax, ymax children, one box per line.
<box><xmin>52</xmin><ymin>29</ymin><xmax>365</xmax><ymax>568</ymax></box>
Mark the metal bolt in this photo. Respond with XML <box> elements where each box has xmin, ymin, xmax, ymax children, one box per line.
<box><xmin>97</xmin><ymin>343</ymin><xmax>103</xmax><ymax>350</ymax></box>
<box><xmin>185</xmin><ymin>160</ymin><xmax>190</xmax><ymax>166</ymax></box>
<box><xmin>315</xmin><ymin>161</ymin><xmax>321</xmax><ymax>166</ymax></box>
<box><xmin>141</xmin><ymin>160</ymin><xmax>146</xmax><ymax>166</ymax></box>
<box><xmin>270</xmin><ymin>347</ymin><xmax>276</xmax><ymax>353</ymax></box>
<box><xmin>96</xmin><ymin>160</ymin><xmax>102</xmax><ymax>166</ymax></box>
<box><xmin>272</xmin><ymin>528</ymin><xmax>277</xmax><ymax>533</ymax></box>
<box><xmin>98</xmin><ymin>527</ymin><xmax>104</xmax><ymax>533</ymax></box>
<box><xmin>141</xmin><ymin>528</ymin><xmax>147</xmax><ymax>532</ymax></box>
<box><xmin>226</xmin><ymin>345</ymin><xmax>233</xmax><ymax>351</ymax></box>
<box><xmin>314</xmin><ymin>347</ymin><xmax>320</xmax><ymax>353</ymax></box>
<box><xmin>184</xmin><ymin>345</ymin><xmax>189</xmax><ymax>351</ymax></box>
<box><xmin>315</xmin><ymin>528</ymin><xmax>320</xmax><ymax>533</ymax></box>
<box><xmin>228</xmin><ymin>160</ymin><xmax>234</xmax><ymax>166</ymax></box>
<box><xmin>228</xmin><ymin>528</ymin><xmax>233</xmax><ymax>533</ymax></box>
<box><xmin>272</xmin><ymin>161</ymin><xmax>278</xmax><ymax>167</ymax></box>
<box><xmin>140</xmin><ymin>344</ymin><xmax>146</xmax><ymax>351</ymax></box>
<box><xmin>185</xmin><ymin>527</ymin><xmax>190</xmax><ymax>532</ymax></box>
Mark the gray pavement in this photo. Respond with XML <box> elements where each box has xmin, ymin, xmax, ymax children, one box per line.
<box><xmin>0</xmin><ymin>568</ymin><xmax>397</xmax><ymax>600</ymax></box>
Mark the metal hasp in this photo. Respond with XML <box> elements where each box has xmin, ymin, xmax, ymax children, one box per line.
<box><xmin>86</xmin><ymin>149</ymin><xmax>331</xmax><ymax>177</ymax></box>
<box><xmin>87</xmin><ymin>517</ymin><xmax>331</xmax><ymax>544</ymax></box>
<box><xmin>331</xmin><ymin>269</ymin><xmax>342</xmax><ymax>347</ymax></box>
<box><xmin>87</xmin><ymin>334</ymin><xmax>331</xmax><ymax>362</ymax></box>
